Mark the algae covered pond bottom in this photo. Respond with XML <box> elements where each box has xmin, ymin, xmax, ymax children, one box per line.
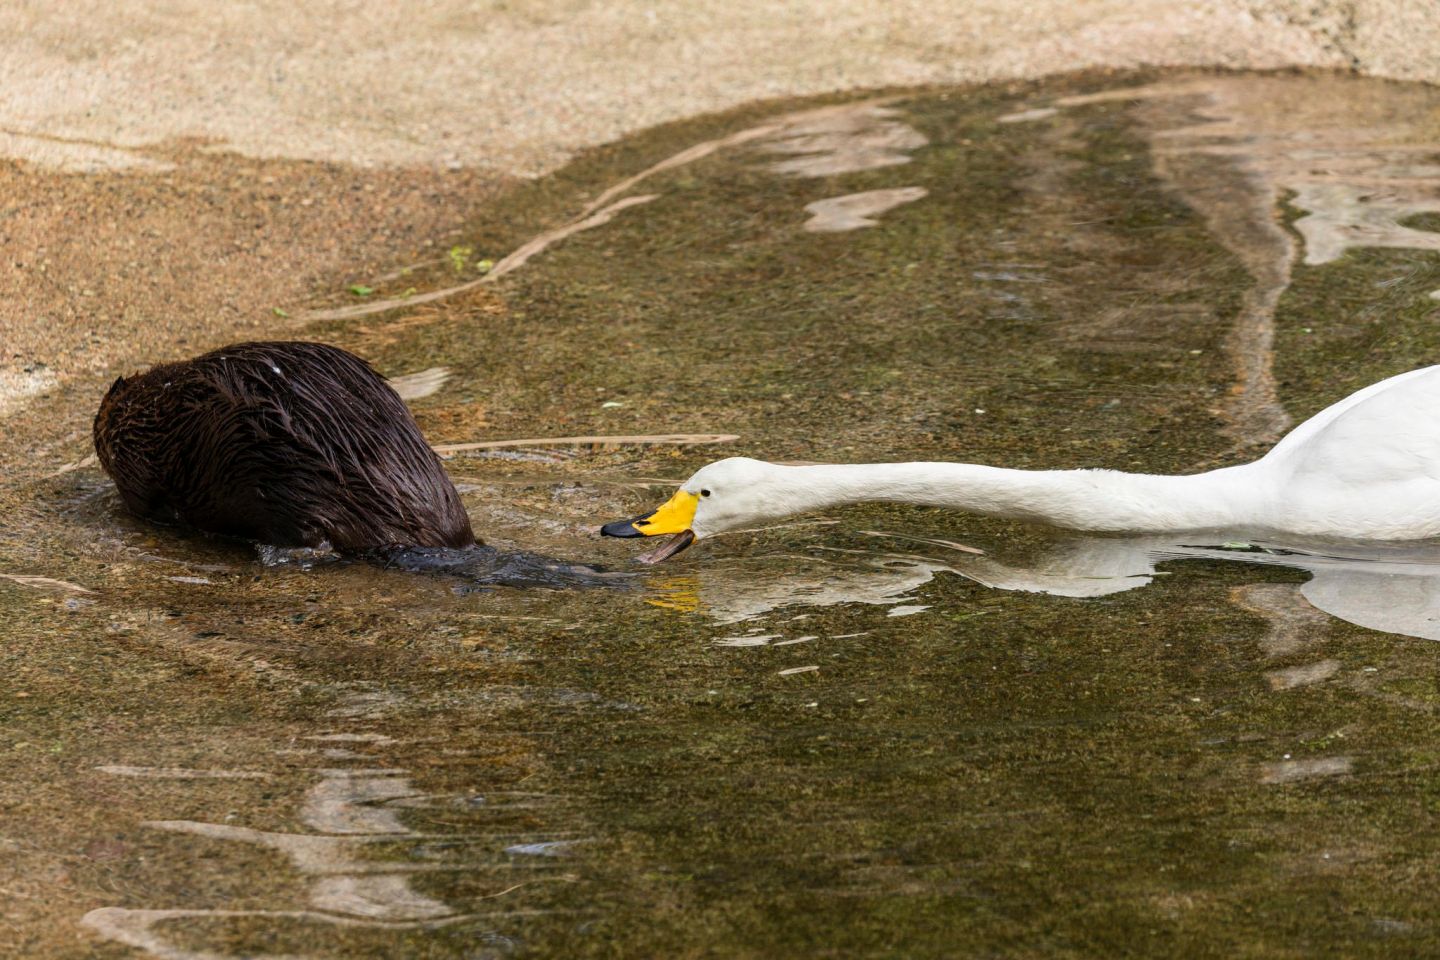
<box><xmin>5</xmin><ymin>70</ymin><xmax>1440</xmax><ymax>957</ymax></box>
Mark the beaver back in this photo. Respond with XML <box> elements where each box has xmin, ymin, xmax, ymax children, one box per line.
<box><xmin>93</xmin><ymin>341</ymin><xmax>477</xmax><ymax>550</ymax></box>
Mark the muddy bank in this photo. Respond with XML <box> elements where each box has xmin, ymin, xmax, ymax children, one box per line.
<box><xmin>0</xmin><ymin>151</ymin><xmax>511</xmax><ymax>432</ymax></box>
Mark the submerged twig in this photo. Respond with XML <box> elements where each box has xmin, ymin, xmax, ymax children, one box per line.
<box><xmin>432</xmin><ymin>433</ymin><xmax>738</xmax><ymax>454</ymax></box>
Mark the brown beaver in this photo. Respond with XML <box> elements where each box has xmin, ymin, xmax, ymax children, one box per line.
<box><xmin>93</xmin><ymin>341</ymin><xmax>476</xmax><ymax>551</ymax></box>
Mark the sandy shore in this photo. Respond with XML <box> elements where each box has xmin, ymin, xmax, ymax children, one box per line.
<box><xmin>9</xmin><ymin>1</ymin><xmax>1438</xmax><ymax>176</ymax></box>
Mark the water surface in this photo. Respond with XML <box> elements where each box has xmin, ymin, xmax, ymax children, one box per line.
<box><xmin>5</xmin><ymin>70</ymin><xmax>1440</xmax><ymax>957</ymax></box>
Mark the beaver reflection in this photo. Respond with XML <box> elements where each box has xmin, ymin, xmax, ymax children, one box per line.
<box><xmin>94</xmin><ymin>341</ymin><xmax>476</xmax><ymax>551</ymax></box>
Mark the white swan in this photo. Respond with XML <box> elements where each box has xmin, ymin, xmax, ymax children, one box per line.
<box><xmin>601</xmin><ymin>364</ymin><xmax>1440</xmax><ymax>562</ymax></box>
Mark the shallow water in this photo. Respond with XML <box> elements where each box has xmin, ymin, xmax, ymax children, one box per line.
<box><xmin>5</xmin><ymin>70</ymin><xmax>1440</xmax><ymax>957</ymax></box>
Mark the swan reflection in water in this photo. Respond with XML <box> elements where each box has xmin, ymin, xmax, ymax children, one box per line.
<box><xmin>645</xmin><ymin>530</ymin><xmax>1440</xmax><ymax>642</ymax></box>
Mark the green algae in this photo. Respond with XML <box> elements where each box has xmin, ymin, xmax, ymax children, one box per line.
<box><xmin>1273</xmin><ymin>242</ymin><xmax>1440</xmax><ymax>415</ymax></box>
<box><xmin>312</xmin><ymin>70</ymin><xmax>1440</xmax><ymax>957</ymax></box>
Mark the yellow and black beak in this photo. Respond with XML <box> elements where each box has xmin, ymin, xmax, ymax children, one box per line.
<box><xmin>601</xmin><ymin>489</ymin><xmax>699</xmax><ymax>563</ymax></box>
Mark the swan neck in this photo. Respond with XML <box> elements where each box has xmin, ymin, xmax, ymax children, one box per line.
<box><xmin>780</xmin><ymin>462</ymin><xmax>1258</xmax><ymax>532</ymax></box>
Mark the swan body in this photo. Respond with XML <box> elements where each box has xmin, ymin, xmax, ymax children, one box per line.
<box><xmin>601</xmin><ymin>365</ymin><xmax>1440</xmax><ymax>560</ymax></box>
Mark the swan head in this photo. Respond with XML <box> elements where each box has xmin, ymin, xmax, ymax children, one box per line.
<box><xmin>600</xmin><ymin>457</ymin><xmax>791</xmax><ymax>563</ymax></box>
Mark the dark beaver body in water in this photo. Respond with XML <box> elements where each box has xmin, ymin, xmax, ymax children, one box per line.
<box><xmin>94</xmin><ymin>341</ymin><xmax>476</xmax><ymax>551</ymax></box>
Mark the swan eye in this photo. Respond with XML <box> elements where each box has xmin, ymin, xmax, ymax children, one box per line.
<box><xmin>701</xmin><ymin>489</ymin><xmax>712</xmax><ymax>498</ymax></box>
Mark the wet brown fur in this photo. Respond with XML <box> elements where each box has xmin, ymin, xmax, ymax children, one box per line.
<box><xmin>93</xmin><ymin>341</ymin><xmax>477</xmax><ymax>550</ymax></box>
